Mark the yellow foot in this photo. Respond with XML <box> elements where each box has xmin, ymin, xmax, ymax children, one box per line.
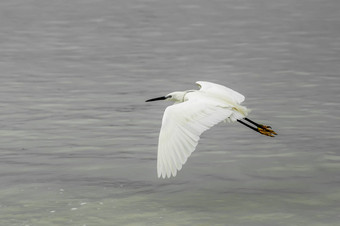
<box><xmin>258</xmin><ymin>126</ymin><xmax>277</xmax><ymax>137</ymax></box>
<box><xmin>259</xmin><ymin>125</ymin><xmax>278</xmax><ymax>135</ymax></box>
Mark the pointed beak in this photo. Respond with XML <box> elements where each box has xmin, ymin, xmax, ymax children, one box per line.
<box><xmin>145</xmin><ymin>96</ymin><xmax>168</xmax><ymax>102</ymax></box>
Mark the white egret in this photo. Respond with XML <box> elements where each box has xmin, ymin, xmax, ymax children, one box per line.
<box><xmin>146</xmin><ymin>81</ymin><xmax>277</xmax><ymax>178</ymax></box>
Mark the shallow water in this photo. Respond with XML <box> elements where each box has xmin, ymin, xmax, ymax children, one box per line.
<box><xmin>1</xmin><ymin>0</ymin><xmax>340</xmax><ymax>225</ymax></box>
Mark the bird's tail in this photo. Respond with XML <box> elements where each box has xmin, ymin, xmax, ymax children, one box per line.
<box><xmin>224</xmin><ymin>105</ymin><xmax>251</xmax><ymax>123</ymax></box>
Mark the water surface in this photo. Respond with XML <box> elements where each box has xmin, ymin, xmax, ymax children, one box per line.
<box><xmin>1</xmin><ymin>0</ymin><xmax>340</xmax><ymax>225</ymax></box>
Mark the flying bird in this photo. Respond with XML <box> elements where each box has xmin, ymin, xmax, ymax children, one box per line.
<box><xmin>146</xmin><ymin>81</ymin><xmax>277</xmax><ymax>178</ymax></box>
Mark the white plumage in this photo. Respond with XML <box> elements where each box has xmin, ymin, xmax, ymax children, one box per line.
<box><xmin>146</xmin><ymin>81</ymin><xmax>276</xmax><ymax>178</ymax></box>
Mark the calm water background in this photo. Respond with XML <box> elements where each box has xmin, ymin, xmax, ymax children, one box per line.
<box><xmin>1</xmin><ymin>0</ymin><xmax>340</xmax><ymax>225</ymax></box>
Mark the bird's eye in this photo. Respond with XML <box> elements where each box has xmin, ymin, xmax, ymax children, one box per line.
<box><xmin>167</xmin><ymin>95</ymin><xmax>172</xmax><ymax>98</ymax></box>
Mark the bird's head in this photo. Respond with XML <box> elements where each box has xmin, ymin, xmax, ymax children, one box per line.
<box><xmin>146</xmin><ymin>91</ymin><xmax>186</xmax><ymax>103</ymax></box>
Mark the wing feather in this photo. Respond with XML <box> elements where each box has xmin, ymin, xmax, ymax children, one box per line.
<box><xmin>157</xmin><ymin>99</ymin><xmax>233</xmax><ymax>178</ymax></box>
<box><xmin>196</xmin><ymin>81</ymin><xmax>245</xmax><ymax>104</ymax></box>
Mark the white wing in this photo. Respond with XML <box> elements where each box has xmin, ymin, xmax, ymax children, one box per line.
<box><xmin>196</xmin><ymin>81</ymin><xmax>245</xmax><ymax>104</ymax></box>
<box><xmin>157</xmin><ymin>97</ymin><xmax>233</xmax><ymax>178</ymax></box>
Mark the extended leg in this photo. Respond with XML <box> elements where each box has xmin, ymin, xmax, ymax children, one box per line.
<box><xmin>237</xmin><ymin>119</ymin><xmax>258</xmax><ymax>133</ymax></box>
<box><xmin>245</xmin><ymin>118</ymin><xmax>277</xmax><ymax>136</ymax></box>
<box><xmin>237</xmin><ymin>119</ymin><xmax>277</xmax><ymax>137</ymax></box>
<box><xmin>244</xmin><ymin>118</ymin><xmax>261</xmax><ymax>127</ymax></box>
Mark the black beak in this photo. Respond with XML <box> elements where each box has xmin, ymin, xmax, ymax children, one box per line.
<box><xmin>145</xmin><ymin>96</ymin><xmax>168</xmax><ymax>102</ymax></box>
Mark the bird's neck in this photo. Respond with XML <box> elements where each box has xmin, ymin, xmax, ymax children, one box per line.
<box><xmin>180</xmin><ymin>90</ymin><xmax>195</xmax><ymax>102</ymax></box>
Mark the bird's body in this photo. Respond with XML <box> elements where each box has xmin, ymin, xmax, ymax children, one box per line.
<box><xmin>146</xmin><ymin>81</ymin><xmax>277</xmax><ymax>178</ymax></box>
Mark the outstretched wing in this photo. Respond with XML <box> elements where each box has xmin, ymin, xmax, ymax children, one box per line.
<box><xmin>196</xmin><ymin>81</ymin><xmax>245</xmax><ymax>104</ymax></box>
<box><xmin>157</xmin><ymin>98</ymin><xmax>233</xmax><ymax>178</ymax></box>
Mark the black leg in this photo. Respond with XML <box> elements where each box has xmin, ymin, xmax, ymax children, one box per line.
<box><xmin>244</xmin><ymin>118</ymin><xmax>270</xmax><ymax>128</ymax></box>
<box><xmin>237</xmin><ymin>120</ymin><xmax>259</xmax><ymax>133</ymax></box>
<box><xmin>237</xmin><ymin>119</ymin><xmax>277</xmax><ymax>137</ymax></box>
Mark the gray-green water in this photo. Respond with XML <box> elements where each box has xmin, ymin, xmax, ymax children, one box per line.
<box><xmin>1</xmin><ymin>0</ymin><xmax>340</xmax><ymax>225</ymax></box>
